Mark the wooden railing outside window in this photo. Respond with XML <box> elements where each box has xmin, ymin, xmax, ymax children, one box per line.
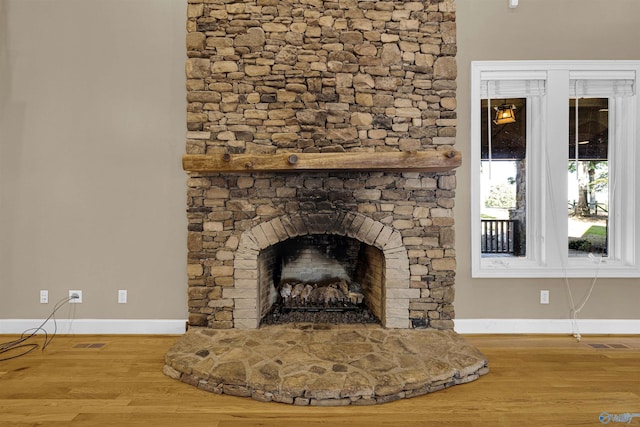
<box><xmin>481</xmin><ymin>219</ymin><xmax>521</xmax><ymax>255</ymax></box>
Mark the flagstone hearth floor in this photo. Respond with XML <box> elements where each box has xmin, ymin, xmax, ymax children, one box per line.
<box><xmin>164</xmin><ymin>324</ymin><xmax>489</xmax><ymax>406</ymax></box>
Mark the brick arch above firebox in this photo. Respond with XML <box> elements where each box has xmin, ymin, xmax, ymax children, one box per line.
<box><xmin>231</xmin><ymin>211</ymin><xmax>415</xmax><ymax>330</ymax></box>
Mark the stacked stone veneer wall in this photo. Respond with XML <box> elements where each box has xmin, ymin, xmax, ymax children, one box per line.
<box><xmin>185</xmin><ymin>0</ymin><xmax>457</xmax><ymax>329</ymax></box>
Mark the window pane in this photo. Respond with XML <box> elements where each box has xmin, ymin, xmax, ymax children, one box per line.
<box><xmin>480</xmin><ymin>98</ymin><xmax>527</xmax><ymax>257</ymax></box>
<box><xmin>568</xmin><ymin>98</ymin><xmax>609</xmax><ymax>257</ymax></box>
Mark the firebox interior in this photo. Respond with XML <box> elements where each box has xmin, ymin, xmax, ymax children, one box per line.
<box><xmin>257</xmin><ymin>234</ymin><xmax>385</xmax><ymax>325</ymax></box>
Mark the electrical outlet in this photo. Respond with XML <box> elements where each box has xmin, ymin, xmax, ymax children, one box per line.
<box><xmin>540</xmin><ymin>290</ymin><xmax>550</xmax><ymax>304</ymax></box>
<box><xmin>118</xmin><ymin>290</ymin><xmax>127</xmax><ymax>304</ymax></box>
<box><xmin>40</xmin><ymin>290</ymin><xmax>49</xmax><ymax>304</ymax></box>
<box><xmin>69</xmin><ymin>290</ymin><xmax>82</xmax><ymax>303</ymax></box>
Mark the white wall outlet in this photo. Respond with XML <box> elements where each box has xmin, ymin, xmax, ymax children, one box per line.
<box><xmin>40</xmin><ymin>290</ymin><xmax>49</xmax><ymax>304</ymax></box>
<box><xmin>118</xmin><ymin>289</ymin><xmax>127</xmax><ymax>304</ymax></box>
<box><xmin>509</xmin><ymin>0</ymin><xmax>519</xmax><ymax>8</ymax></box>
<box><xmin>540</xmin><ymin>290</ymin><xmax>550</xmax><ymax>304</ymax></box>
<box><xmin>69</xmin><ymin>290</ymin><xmax>82</xmax><ymax>303</ymax></box>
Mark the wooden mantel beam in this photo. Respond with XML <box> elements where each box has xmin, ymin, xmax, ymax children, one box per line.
<box><xmin>182</xmin><ymin>150</ymin><xmax>461</xmax><ymax>173</ymax></box>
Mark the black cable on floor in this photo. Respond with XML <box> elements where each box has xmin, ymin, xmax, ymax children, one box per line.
<box><xmin>0</xmin><ymin>295</ymin><xmax>76</xmax><ymax>362</ymax></box>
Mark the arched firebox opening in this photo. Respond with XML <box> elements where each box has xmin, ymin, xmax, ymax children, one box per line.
<box><xmin>258</xmin><ymin>234</ymin><xmax>385</xmax><ymax>325</ymax></box>
<box><xmin>233</xmin><ymin>212</ymin><xmax>413</xmax><ymax>329</ymax></box>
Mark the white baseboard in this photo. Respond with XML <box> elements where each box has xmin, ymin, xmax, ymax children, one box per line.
<box><xmin>0</xmin><ymin>319</ymin><xmax>188</xmax><ymax>335</ymax></box>
<box><xmin>2</xmin><ymin>318</ymin><xmax>638</xmax><ymax>335</ymax></box>
<box><xmin>454</xmin><ymin>318</ymin><xmax>640</xmax><ymax>335</ymax></box>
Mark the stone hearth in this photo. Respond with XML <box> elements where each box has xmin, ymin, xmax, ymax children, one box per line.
<box><xmin>164</xmin><ymin>325</ymin><xmax>488</xmax><ymax>406</ymax></box>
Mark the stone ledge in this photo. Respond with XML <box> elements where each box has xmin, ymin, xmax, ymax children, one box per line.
<box><xmin>164</xmin><ymin>325</ymin><xmax>488</xmax><ymax>406</ymax></box>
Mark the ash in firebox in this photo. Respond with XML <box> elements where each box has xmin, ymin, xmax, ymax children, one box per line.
<box><xmin>262</xmin><ymin>278</ymin><xmax>379</xmax><ymax>325</ymax></box>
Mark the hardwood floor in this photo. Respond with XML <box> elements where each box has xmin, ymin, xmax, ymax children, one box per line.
<box><xmin>0</xmin><ymin>334</ymin><xmax>638</xmax><ymax>426</ymax></box>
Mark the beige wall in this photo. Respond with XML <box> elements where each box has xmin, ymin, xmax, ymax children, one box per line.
<box><xmin>1</xmin><ymin>0</ymin><xmax>639</xmax><ymax>326</ymax></box>
<box><xmin>0</xmin><ymin>0</ymin><xmax>187</xmax><ymax>320</ymax></box>
<box><xmin>455</xmin><ymin>0</ymin><xmax>640</xmax><ymax>320</ymax></box>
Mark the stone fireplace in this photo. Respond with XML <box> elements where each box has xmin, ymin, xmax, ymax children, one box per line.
<box><xmin>166</xmin><ymin>0</ymin><xmax>488</xmax><ymax>406</ymax></box>
<box><xmin>184</xmin><ymin>0</ymin><xmax>460</xmax><ymax>331</ymax></box>
<box><xmin>186</xmin><ymin>173</ymin><xmax>458</xmax><ymax>330</ymax></box>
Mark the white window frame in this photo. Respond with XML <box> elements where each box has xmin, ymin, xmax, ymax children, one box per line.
<box><xmin>471</xmin><ymin>60</ymin><xmax>640</xmax><ymax>278</ymax></box>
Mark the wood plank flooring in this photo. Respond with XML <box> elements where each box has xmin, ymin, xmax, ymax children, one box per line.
<box><xmin>0</xmin><ymin>334</ymin><xmax>638</xmax><ymax>426</ymax></box>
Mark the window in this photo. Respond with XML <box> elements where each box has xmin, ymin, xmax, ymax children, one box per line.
<box><xmin>471</xmin><ymin>61</ymin><xmax>640</xmax><ymax>277</ymax></box>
